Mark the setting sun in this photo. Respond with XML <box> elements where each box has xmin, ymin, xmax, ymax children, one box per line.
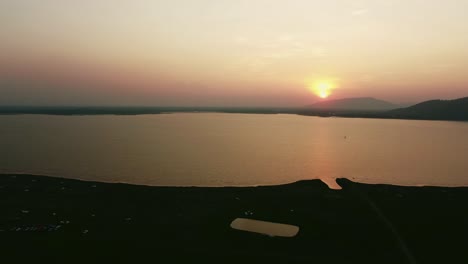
<box><xmin>308</xmin><ymin>80</ymin><xmax>336</xmax><ymax>99</ymax></box>
<box><xmin>316</xmin><ymin>82</ymin><xmax>332</xmax><ymax>98</ymax></box>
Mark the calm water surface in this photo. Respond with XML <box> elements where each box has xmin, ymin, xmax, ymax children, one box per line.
<box><xmin>1</xmin><ymin>113</ymin><xmax>467</xmax><ymax>187</ymax></box>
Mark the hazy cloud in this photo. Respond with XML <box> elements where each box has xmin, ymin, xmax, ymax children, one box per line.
<box><xmin>352</xmin><ymin>9</ymin><xmax>369</xmax><ymax>16</ymax></box>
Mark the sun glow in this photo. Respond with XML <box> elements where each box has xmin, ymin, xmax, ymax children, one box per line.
<box><xmin>308</xmin><ymin>80</ymin><xmax>336</xmax><ymax>99</ymax></box>
<box><xmin>317</xmin><ymin>82</ymin><xmax>332</xmax><ymax>98</ymax></box>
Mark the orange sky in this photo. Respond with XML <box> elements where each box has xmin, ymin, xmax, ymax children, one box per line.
<box><xmin>1</xmin><ymin>0</ymin><xmax>468</xmax><ymax>106</ymax></box>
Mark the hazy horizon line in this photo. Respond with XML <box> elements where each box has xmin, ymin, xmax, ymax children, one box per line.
<box><xmin>1</xmin><ymin>95</ymin><xmax>467</xmax><ymax>108</ymax></box>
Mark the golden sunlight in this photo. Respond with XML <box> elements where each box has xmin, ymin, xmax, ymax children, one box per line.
<box><xmin>316</xmin><ymin>82</ymin><xmax>331</xmax><ymax>98</ymax></box>
<box><xmin>308</xmin><ymin>80</ymin><xmax>336</xmax><ymax>99</ymax></box>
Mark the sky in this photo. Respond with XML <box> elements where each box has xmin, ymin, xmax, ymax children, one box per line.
<box><xmin>1</xmin><ymin>0</ymin><xmax>468</xmax><ymax>106</ymax></box>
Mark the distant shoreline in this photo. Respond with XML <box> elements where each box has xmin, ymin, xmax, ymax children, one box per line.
<box><xmin>4</xmin><ymin>97</ymin><xmax>467</xmax><ymax>121</ymax></box>
<box><xmin>0</xmin><ymin>106</ymin><xmax>467</xmax><ymax>122</ymax></box>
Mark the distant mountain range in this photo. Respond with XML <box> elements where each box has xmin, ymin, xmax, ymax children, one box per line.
<box><xmin>0</xmin><ymin>97</ymin><xmax>467</xmax><ymax>121</ymax></box>
<box><xmin>388</xmin><ymin>97</ymin><xmax>468</xmax><ymax>121</ymax></box>
<box><xmin>303</xmin><ymin>96</ymin><xmax>468</xmax><ymax>121</ymax></box>
<box><xmin>307</xmin><ymin>97</ymin><xmax>398</xmax><ymax>111</ymax></box>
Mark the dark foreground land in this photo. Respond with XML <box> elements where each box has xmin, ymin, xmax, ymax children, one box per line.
<box><xmin>1</xmin><ymin>174</ymin><xmax>468</xmax><ymax>263</ymax></box>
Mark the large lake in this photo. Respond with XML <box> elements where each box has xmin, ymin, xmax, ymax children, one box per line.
<box><xmin>1</xmin><ymin>113</ymin><xmax>467</xmax><ymax>187</ymax></box>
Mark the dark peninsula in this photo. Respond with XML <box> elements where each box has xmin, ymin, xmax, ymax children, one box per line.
<box><xmin>2</xmin><ymin>174</ymin><xmax>468</xmax><ymax>263</ymax></box>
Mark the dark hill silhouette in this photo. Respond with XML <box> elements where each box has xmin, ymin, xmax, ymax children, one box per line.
<box><xmin>389</xmin><ymin>97</ymin><xmax>468</xmax><ymax>121</ymax></box>
<box><xmin>0</xmin><ymin>97</ymin><xmax>467</xmax><ymax>121</ymax></box>
<box><xmin>307</xmin><ymin>97</ymin><xmax>398</xmax><ymax>111</ymax></box>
